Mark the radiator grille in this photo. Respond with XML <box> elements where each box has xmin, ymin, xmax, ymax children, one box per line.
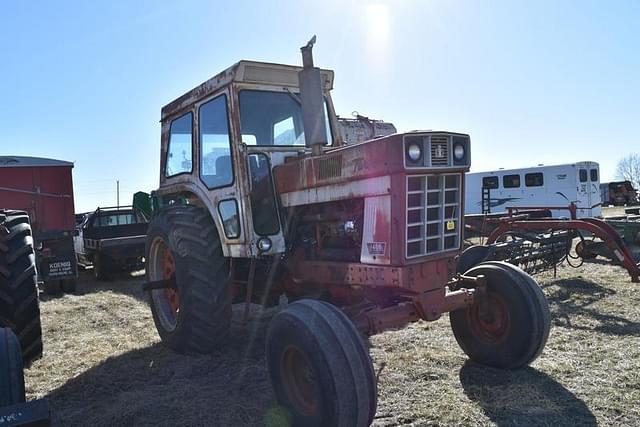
<box><xmin>430</xmin><ymin>136</ymin><xmax>449</xmax><ymax>166</ymax></box>
<box><xmin>406</xmin><ymin>173</ymin><xmax>461</xmax><ymax>258</ymax></box>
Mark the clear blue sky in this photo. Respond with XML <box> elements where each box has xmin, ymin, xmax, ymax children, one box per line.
<box><xmin>1</xmin><ymin>0</ymin><xmax>638</xmax><ymax>212</ymax></box>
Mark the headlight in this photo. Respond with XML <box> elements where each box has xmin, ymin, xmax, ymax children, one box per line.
<box><xmin>407</xmin><ymin>143</ymin><xmax>422</xmax><ymax>161</ymax></box>
<box><xmin>257</xmin><ymin>237</ymin><xmax>272</xmax><ymax>253</ymax></box>
<box><xmin>453</xmin><ymin>143</ymin><xmax>465</xmax><ymax>161</ymax></box>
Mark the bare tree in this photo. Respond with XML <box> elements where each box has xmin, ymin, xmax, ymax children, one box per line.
<box><xmin>616</xmin><ymin>153</ymin><xmax>640</xmax><ymax>189</ymax></box>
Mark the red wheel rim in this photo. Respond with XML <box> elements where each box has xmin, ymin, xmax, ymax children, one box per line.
<box><xmin>161</xmin><ymin>243</ymin><xmax>179</xmax><ymax>316</ymax></box>
<box><xmin>467</xmin><ymin>293</ymin><xmax>510</xmax><ymax>344</ymax></box>
<box><xmin>280</xmin><ymin>345</ymin><xmax>320</xmax><ymax>415</ymax></box>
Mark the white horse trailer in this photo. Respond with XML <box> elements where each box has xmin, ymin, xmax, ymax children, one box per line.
<box><xmin>465</xmin><ymin>162</ymin><xmax>602</xmax><ymax>218</ymax></box>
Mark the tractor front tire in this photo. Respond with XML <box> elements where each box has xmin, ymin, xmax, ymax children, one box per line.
<box><xmin>450</xmin><ymin>261</ymin><xmax>550</xmax><ymax>369</ymax></box>
<box><xmin>0</xmin><ymin>210</ymin><xmax>43</xmax><ymax>366</ymax></box>
<box><xmin>0</xmin><ymin>327</ymin><xmax>25</xmax><ymax>406</ymax></box>
<box><xmin>146</xmin><ymin>206</ymin><xmax>231</xmax><ymax>354</ymax></box>
<box><xmin>266</xmin><ymin>299</ymin><xmax>377</xmax><ymax>427</ymax></box>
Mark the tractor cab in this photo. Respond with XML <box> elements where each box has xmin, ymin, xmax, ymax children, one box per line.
<box><xmin>157</xmin><ymin>58</ymin><xmax>340</xmax><ymax>258</ymax></box>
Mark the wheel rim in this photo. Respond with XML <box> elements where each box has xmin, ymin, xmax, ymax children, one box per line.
<box><xmin>467</xmin><ymin>293</ymin><xmax>510</xmax><ymax>344</ymax></box>
<box><xmin>280</xmin><ymin>345</ymin><xmax>320</xmax><ymax>416</ymax></box>
<box><xmin>149</xmin><ymin>236</ymin><xmax>179</xmax><ymax>332</ymax></box>
<box><xmin>162</xmin><ymin>249</ymin><xmax>179</xmax><ymax>314</ymax></box>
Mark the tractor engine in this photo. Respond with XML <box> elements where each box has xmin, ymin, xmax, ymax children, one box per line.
<box><xmin>293</xmin><ymin>199</ymin><xmax>365</xmax><ymax>262</ymax></box>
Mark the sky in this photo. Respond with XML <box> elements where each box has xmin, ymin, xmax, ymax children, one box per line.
<box><xmin>1</xmin><ymin>0</ymin><xmax>638</xmax><ymax>212</ymax></box>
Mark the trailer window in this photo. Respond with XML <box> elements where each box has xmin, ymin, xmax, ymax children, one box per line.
<box><xmin>166</xmin><ymin>112</ymin><xmax>193</xmax><ymax>177</ymax></box>
<box><xmin>199</xmin><ymin>94</ymin><xmax>233</xmax><ymax>189</ymax></box>
<box><xmin>503</xmin><ymin>174</ymin><xmax>521</xmax><ymax>188</ymax></box>
<box><xmin>482</xmin><ymin>176</ymin><xmax>499</xmax><ymax>189</ymax></box>
<box><xmin>579</xmin><ymin>169</ymin><xmax>588</xmax><ymax>182</ymax></box>
<box><xmin>525</xmin><ymin>173</ymin><xmax>544</xmax><ymax>187</ymax></box>
<box><xmin>590</xmin><ymin>169</ymin><xmax>598</xmax><ymax>182</ymax></box>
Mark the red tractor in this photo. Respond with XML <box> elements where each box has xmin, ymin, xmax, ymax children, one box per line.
<box><xmin>145</xmin><ymin>39</ymin><xmax>550</xmax><ymax>426</ymax></box>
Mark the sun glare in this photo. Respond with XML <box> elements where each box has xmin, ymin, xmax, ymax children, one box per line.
<box><xmin>366</xmin><ymin>3</ymin><xmax>390</xmax><ymax>49</ymax></box>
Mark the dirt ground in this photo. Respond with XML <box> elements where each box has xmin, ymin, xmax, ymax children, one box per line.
<box><xmin>25</xmin><ymin>257</ymin><xmax>640</xmax><ymax>426</ymax></box>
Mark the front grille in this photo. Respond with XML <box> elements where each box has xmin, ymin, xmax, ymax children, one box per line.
<box><xmin>406</xmin><ymin>173</ymin><xmax>461</xmax><ymax>258</ymax></box>
<box><xmin>430</xmin><ymin>136</ymin><xmax>449</xmax><ymax>166</ymax></box>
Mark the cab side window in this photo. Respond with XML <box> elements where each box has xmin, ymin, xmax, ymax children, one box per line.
<box><xmin>199</xmin><ymin>95</ymin><xmax>233</xmax><ymax>189</ymax></box>
<box><xmin>166</xmin><ymin>113</ymin><xmax>193</xmax><ymax>177</ymax></box>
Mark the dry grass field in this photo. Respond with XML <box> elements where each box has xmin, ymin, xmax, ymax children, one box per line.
<box><xmin>25</xmin><ymin>256</ymin><xmax>640</xmax><ymax>426</ymax></box>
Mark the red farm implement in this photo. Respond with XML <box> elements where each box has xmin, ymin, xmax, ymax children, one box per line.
<box><xmin>461</xmin><ymin>204</ymin><xmax>640</xmax><ymax>282</ymax></box>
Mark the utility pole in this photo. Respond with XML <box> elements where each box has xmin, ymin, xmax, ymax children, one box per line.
<box><xmin>117</xmin><ymin>180</ymin><xmax>120</xmax><ymax>209</ymax></box>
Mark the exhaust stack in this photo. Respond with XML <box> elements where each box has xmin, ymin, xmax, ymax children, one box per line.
<box><xmin>298</xmin><ymin>36</ymin><xmax>328</xmax><ymax>156</ymax></box>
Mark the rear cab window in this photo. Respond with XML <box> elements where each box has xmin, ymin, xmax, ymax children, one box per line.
<box><xmin>590</xmin><ymin>169</ymin><xmax>598</xmax><ymax>182</ymax></box>
<box><xmin>92</xmin><ymin>212</ymin><xmax>141</xmax><ymax>227</ymax></box>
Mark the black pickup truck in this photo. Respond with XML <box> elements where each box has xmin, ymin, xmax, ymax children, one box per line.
<box><xmin>74</xmin><ymin>206</ymin><xmax>149</xmax><ymax>280</ymax></box>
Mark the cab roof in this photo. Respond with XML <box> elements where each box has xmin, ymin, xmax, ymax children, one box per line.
<box><xmin>161</xmin><ymin>60</ymin><xmax>335</xmax><ymax>122</ymax></box>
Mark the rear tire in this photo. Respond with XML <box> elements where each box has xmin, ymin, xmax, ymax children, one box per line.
<box><xmin>450</xmin><ymin>261</ymin><xmax>550</xmax><ymax>369</ymax></box>
<box><xmin>266</xmin><ymin>299</ymin><xmax>377</xmax><ymax>427</ymax></box>
<box><xmin>0</xmin><ymin>210</ymin><xmax>43</xmax><ymax>366</ymax></box>
<box><xmin>0</xmin><ymin>327</ymin><xmax>25</xmax><ymax>407</ymax></box>
<box><xmin>62</xmin><ymin>278</ymin><xmax>77</xmax><ymax>293</ymax></box>
<box><xmin>93</xmin><ymin>254</ymin><xmax>112</xmax><ymax>281</ymax></box>
<box><xmin>146</xmin><ymin>205</ymin><xmax>230</xmax><ymax>354</ymax></box>
<box><xmin>43</xmin><ymin>280</ymin><xmax>62</xmax><ymax>295</ymax></box>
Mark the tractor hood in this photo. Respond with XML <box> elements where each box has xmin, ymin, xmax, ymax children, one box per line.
<box><xmin>273</xmin><ymin>131</ymin><xmax>471</xmax><ymax>195</ymax></box>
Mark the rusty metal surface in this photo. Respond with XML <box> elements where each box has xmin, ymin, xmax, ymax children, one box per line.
<box><xmin>337</xmin><ymin>115</ymin><xmax>397</xmax><ymax>145</ymax></box>
<box><xmin>279</xmin><ymin>176</ymin><xmax>391</xmax><ymax>207</ymax></box>
<box><xmin>360</xmin><ymin>195</ymin><xmax>392</xmax><ymax>265</ymax></box>
<box><xmin>291</xmin><ymin>257</ymin><xmax>455</xmax><ymax>292</ymax></box>
<box><xmin>273</xmin><ymin>133</ymin><xmax>405</xmax><ymax>194</ymax></box>
<box><xmin>351</xmin><ymin>274</ymin><xmax>485</xmax><ymax>335</ymax></box>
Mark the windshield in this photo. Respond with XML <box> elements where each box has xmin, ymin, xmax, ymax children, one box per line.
<box><xmin>238</xmin><ymin>90</ymin><xmax>333</xmax><ymax>146</ymax></box>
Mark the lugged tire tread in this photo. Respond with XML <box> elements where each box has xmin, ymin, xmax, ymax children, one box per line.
<box><xmin>0</xmin><ymin>210</ymin><xmax>43</xmax><ymax>366</ymax></box>
<box><xmin>147</xmin><ymin>205</ymin><xmax>230</xmax><ymax>354</ymax></box>
<box><xmin>0</xmin><ymin>327</ymin><xmax>25</xmax><ymax>406</ymax></box>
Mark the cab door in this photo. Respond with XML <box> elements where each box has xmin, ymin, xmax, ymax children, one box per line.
<box><xmin>576</xmin><ymin>167</ymin><xmax>589</xmax><ymax>217</ymax></box>
<box><xmin>587</xmin><ymin>164</ymin><xmax>601</xmax><ymax>216</ymax></box>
